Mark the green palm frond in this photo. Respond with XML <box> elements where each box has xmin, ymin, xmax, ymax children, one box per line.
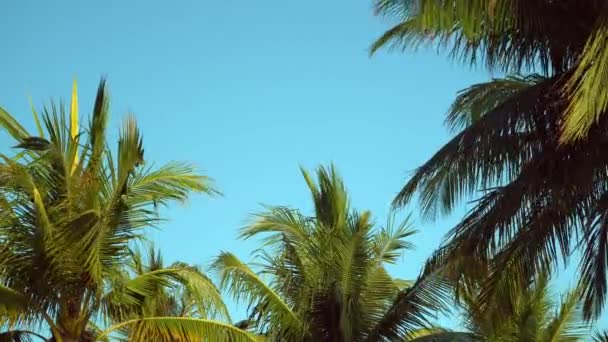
<box><xmin>212</xmin><ymin>252</ymin><xmax>303</xmax><ymax>336</ymax></box>
<box><xmin>0</xmin><ymin>286</ymin><xmax>27</xmax><ymax>319</ymax></box>
<box><xmin>407</xmin><ymin>329</ymin><xmax>478</xmax><ymax>342</ymax></box>
<box><xmin>300</xmin><ymin>165</ymin><xmax>349</xmax><ymax>228</ymax></box>
<box><xmin>104</xmin><ymin>268</ymin><xmax>182</xmax><ymax>319</ymax></box>
<box><xmin>0</xmin><ymin>106</ymin><xmax>29</xmax><ymax>142</ymax></box>
<box><xmin>97</xmin><ymin>317</ymin><xmax>261</xmax><ymax>342</ymax></box>
<box><xmin>373</xmin><ymin>212</ymin><xmax>417</xmax><ymax>264</ymax></box>
<box><xmin>542</xmin><ymin>286</ymin><xmax>589</xmax><ymax>341</ymax></box>
<box><xmin>562</xmin><ymin>7</ymin><xmax>608</xmax><ymax>142</ymax></box>
<box><xmin>128</xmin><ymin>162</ymin><xmax>218</xmax><ymax>206</ymax></box>
<box><xmin>239</xmin><ymin>206</ymin><xmax>312</xmax><ymax>248</ymax></box>
<box><xmin>170</xmin><ymin>262</ymin><xmax>230</xmax><ymax>320</ymax></box>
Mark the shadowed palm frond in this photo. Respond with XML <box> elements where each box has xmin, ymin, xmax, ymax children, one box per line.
<box><xmin>0</xmin><ymin>329</ymin><xmax>47</xmax><ymax>342</ymax></box>
<box><xmin>594</xmin><ymin>330</ymin><xmax>608</xmax><ymax>342</ymax></box>
<box><xmin>364</xmin><ymin>269</ymin><xmax>452</xmax><ymax>341</ymax></box>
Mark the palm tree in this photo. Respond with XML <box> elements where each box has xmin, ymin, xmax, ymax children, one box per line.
<box><xmin>372</xmin><ymin>0</ymin><xmax>608</xmax><ymax>319</ymax></box>
<box><xmin>212</xmin><ymin>165</ymin><xmax>453</xmax><ymax>341</ymax></box>
<box><xmin>0</xmin><ymin>79</ymin><xmax>258</xmax><ymax>341</ymax></box>
<box><xmin>455</xmin><ymin>274</ymin><xmax>589</xmax><ymax>341</ymax></box>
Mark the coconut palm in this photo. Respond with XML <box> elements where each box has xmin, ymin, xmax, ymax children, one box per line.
<box><xmin>372</xmin><ymin>0</ymin><xmax>608</xmax><ymax>319</ymax></box>
<box><xmin>456</xmin><ymin>274</ymin><xmax>589</xmax><ymax>341</ymax></box>
<box><xmin>212</xmin><ymin>165</ymin><xmax>452</xmax><ymax>341</ymax></box>
<box><xmin>0</xmin><ymin>79</ymin><xmax>257</xmax><ymax>341</ymax></box>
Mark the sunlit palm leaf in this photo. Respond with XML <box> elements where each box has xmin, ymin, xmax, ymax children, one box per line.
<box><xmin>542</xmin><ymin>286</ymin><xmax>589</xmax><ymax>341</ymax></box>
<box><xmin>0</xmin><ymin>106</ymin><xmax>29</xmax><ymax>142</ymax></box>
<box><xmin>98</xmin><ymin>317</ymin><xmax>261</xmax><ymax>342</ymax></box>
<box><xmin>212</xmin><ymin>252</ymin><xmax>303</xmax><ymax>336</ymax></box>
<box><xmin>69</xmin><ymin>79</ymin><xmax>79</xmax><ymax>174</ymax></box>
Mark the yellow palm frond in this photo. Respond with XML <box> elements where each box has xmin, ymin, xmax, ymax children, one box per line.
<box><xmin>70</xmin><ymin>79</ymin><xmax>79</xmax><ymax>174</ymax></box>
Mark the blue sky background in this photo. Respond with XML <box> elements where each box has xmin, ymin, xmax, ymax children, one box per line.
<box><xmin>1</xmin><ymin>0</ymin><xmax>604</xmax><ymax>331</ymax></box>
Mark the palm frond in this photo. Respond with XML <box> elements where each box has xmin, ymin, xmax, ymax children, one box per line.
<box><xmin>562</xmin><ymin>6</ymin><xmax>608</xmax><ymax>142</ymax></box>
<box><xmin>239</xmin><ymin>206</ymin><xmax>312</xmax><ymax>249</ymax></box>
<box><xmin>542</xmin><ymin>286</ymin><xmax>589</xmax><ymax>341</ymax></box>
<box><xmin>69</xmin><ymin>79</ymin><xmax>79</xmax><ymax>174</ymax></box>
<box><xmin>373</xmin><ymin>212</ymin><xmax>416</xmax><ymax>264</ymax></box>
<box><xmin>446</xmin><ymin>74</ymin><xmax>545</xmax><ymax>133</ymax></box>
<box><xmin>212</xmin><ymin>252</ymin><xmax>303</xmax><ymax>337</ymax></box>
<box><xmin>97</xmin><ymin>317</ymin><xmax>260</xmax><ymax>342</ymax></box>
<box><xmin>0</xmin><ymin>330</ymin><xmax>46</xmax><ymax>342</ymax></box>
<box><xmin>128</xmin><ymin>162</ymin><xmax>217</xmax><ymax>207</ymax></box>
<box><xmin>0</xmin><ymin>107</ymin><xmax>29</xmax><ymax>142</ymax></box>
<box><xmin>170</xmin><ymin>262</ymin><xmax>230</xmax><ymax>320</ymax></box>
<box><xmin>300</xmin><ymin>165</ymin><xmax>349</xmax><ymax>228</ymax></box>
<box><xmin>0</xmin><ymin>286</ymin><xmax>27</xmax><ymax>318</ymax></box>
<box><xmin>103</xmin><ymin>268</ymin><xmax>182</xmax><ymax>321</ymax></box>
<box><xmin>364</xmin><ymin>269</ymin><xmax>452</xmax><ymax>341</ymax></box>
<box><xmin>408</xmin><ymin>330</ymin><xmax>478</xmax><ymax>342</ymax></box>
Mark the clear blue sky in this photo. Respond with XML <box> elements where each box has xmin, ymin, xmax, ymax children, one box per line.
<box><xmin>1</xmin><ymin>0</ymin><xmax>603</xmax><ymax>331</ymax></box>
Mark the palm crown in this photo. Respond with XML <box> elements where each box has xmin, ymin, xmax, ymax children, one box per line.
<box><xmin>0</xmin><ymin>80</ymin><xmax>258</xmax><ymax>341</ymax></box>
<box><xmin>213</xmin><ymin>165</ymin><xmax>453</xmax><ymax>341</ymax></box>
<box><xmin>372</xmin><ymin>0</ymin><xmax>608</xmax><ymax>320</ymax></box>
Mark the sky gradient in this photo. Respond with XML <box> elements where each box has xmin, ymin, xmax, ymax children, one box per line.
<box><xmin>2</xmin><ymin>0</ymin><xmax>602</xmax><ymax>330</ymax></box>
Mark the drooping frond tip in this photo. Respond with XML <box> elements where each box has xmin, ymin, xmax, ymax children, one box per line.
<box><xmin>70</xmin><ymin>78</ymin><xmax>80</xmax><ymax>174</ymax></box>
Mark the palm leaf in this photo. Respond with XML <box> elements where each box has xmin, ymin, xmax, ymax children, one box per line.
<box><xmin>212</xmin><ymin>252</ymin><xmax>303</xmax><ymax>336</ymax></box>
<box><xmin>562</xmin><ymin>7</ymin><xmax>608</xmax><ymax>142</ymax></box>
<box><xmin>0</xmin><ymin>107</ymin><xmax>29</xmax><ymax>142</ymax></box>
<box><xmin>0</xmin><ymin>330</ymin><xmax>46</xmax><ymax>342</ymax></box>
<box><xmin>542</xmin><ymin>286</ymin><xmax>589</xmax><ymax>341</ymax></box>
<box><xmin>364</xmin><ymin>269</ymin><xmax>452</xmax><ymax>341</ymax></box>
<box><xmin>0</xmin><ymin>286</ymin><xmax>27</xmax><ymax>317</ymax></box>
<box><xmin>97</xmin><ymin>317</ymin><xmax>261</xmax><ymax>342</ymax></box>
<box><xmin>408</xmin><ymin>330</ymin><xmax>478</xmax><ymax>341</ymax></box>
<box><xmin>69</xmin><ymin>79</ymin><xmax>79</xmax><ymax>174</ymax></box>
<box><xmin>170</xmin><ymin>262</ymin><xmax>230</xmax><ymax>320</ymax></box>
<box><xmin>373</xmin><ymin>212</ymin><xmax>417</xmax><ymax>264</ymax></box>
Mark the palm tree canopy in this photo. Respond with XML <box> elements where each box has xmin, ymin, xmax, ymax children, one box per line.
<box><xmin>372</xmin><ymin>0</ymin><xmax>608</xmax><ymax>142</ymax></box>
<box><xmin>213</xmin><ymin>165</ymin><xmax>452</xmax><ymax>342</ymax></box>
<box><xmin>458</xmin><ymin>273</ymin><xmax>589</xmax><ymax>341</ymax></box>
<box><xmin>0</xmin><ymin>79</ymin><xmax>237</xmax><ymax>341</ymax></box>
<box><xmin>372</xmin><ymin>0</ymin><xmax>608</xmax><ymax>320</ymax></box>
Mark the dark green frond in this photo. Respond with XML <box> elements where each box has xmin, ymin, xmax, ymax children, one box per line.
<box><xmin>364</xmin><ymin>269</ymin><xmax>452</xmax><ymax>341</ymax></box>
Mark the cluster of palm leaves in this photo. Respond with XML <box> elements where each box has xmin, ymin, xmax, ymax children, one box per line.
<box><xmin>212</xmin><ymin>166</ymin><xmax>455</xmax><ymax>341</ymax></box>
<box><xmin>371</xmin><ymin>0</ymin><xmax>608</xmax><ymax>335</ymax></box>
<box><xmin>0</xmin><ymin>80</ymin><xmax>259</xmax><ymax>341</ymax></box>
